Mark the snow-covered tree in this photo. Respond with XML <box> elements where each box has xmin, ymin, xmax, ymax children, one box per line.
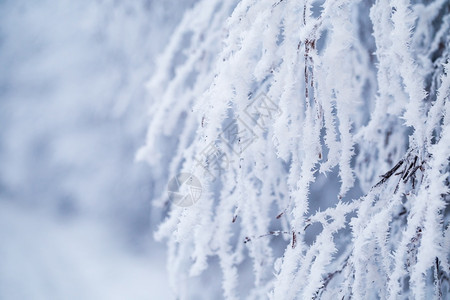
<box><xmin>139</xmin><ymin>0</ymin><xmax>450</xmax><ymax>298</ymax></box>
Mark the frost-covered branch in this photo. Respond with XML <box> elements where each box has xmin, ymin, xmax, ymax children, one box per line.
<box><xmin>140</xmin><ymin>0</ymin><xmax>450</xmax><ymax>298</ymax></box>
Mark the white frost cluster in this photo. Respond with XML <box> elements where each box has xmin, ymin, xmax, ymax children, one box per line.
<box><xmin>139</xmin><ymin>0</ymin><xmax>450</xmax><ymax>299</ymax></box>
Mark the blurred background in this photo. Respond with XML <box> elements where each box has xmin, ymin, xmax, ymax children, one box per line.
<box><xmin>0</xmin><ymin>0</ymin><xmax>195</xmax><ymax>298</ymax></box>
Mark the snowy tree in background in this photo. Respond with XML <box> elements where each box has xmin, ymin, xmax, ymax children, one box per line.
<box><xmin>139</xmin><ymin>0</ymin><xmax>449</xmax><ymax>298</ymax></box>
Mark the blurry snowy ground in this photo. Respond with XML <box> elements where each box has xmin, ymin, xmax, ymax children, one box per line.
<box><xmin>0</xmin><ymin>202</ymin><xmax>168</xmax><ymax>299</ymax></box>
<box><xmin>0</xmin><ymin>0</ymin><xmax>194</xmax><ymax>298</ymax></box>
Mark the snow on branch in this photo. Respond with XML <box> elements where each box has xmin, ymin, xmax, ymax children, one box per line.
<box><xmin>140</xmin><ymin>0</ymin><xmax>450</xmax><ymax>298</ymax></box>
